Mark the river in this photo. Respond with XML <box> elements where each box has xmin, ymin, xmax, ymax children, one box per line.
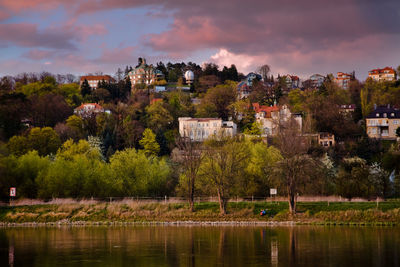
<box><xmin>1</xmin><ymin>225</ymin><xmax>399</xmax><ymax>266</ymax></box>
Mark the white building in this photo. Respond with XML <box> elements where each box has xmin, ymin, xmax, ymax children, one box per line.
<box><xmin>178</xmin><ymin>117</ymin><xmax>237</xmax><ymax>141</ymax></box>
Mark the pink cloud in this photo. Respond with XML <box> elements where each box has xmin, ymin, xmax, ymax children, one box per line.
<box><xmin>0</xmin><ymin>9</ymin><xmax>10</xmax><ymax>21</ymax></box>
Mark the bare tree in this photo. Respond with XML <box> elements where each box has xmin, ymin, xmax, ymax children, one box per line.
<box><xmin>257</xmin><ymin>64</ymin><xmax>271</xmax><ymax>81</ymax></box>
<box><xmin>174</xmin><ymin>136</ymin><xmax>203</xmax><ymax>212</ymax></box>
<box><xmin>273</xmin><ymin>118</ymin><xmax>320</xmax><ymax>214</ymax></box>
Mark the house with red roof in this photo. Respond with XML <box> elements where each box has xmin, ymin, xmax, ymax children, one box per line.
<box><xmin>74</xmin><ymin>103</ymin><xmax>107</xmax><ymax>118</ymax></box>
<box><xmin>252</xmin><ymin>103</ymin><xmax>302</xmax><ymax>136</ymax></box>
<box><xmin>368</xmin><ymin>67</ymin><xmax>397</xmax><ymax>82</ymax></box>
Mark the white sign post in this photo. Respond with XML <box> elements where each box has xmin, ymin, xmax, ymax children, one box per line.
<box><xmin>9</xmin><ymin>187</ymin><xmax>16</xmax><ymax>206</ymax></box>
<box><xmin>270</xmin><ymin>188</ymin><xmax>277</xmax><ymax>196</ymax></box>
<box><xmin>10</xmin><ymin>187</ymin><xmax>16</xmax><ymax>197</ymax></box>
<box><xmin>270</xmin><ymin>188</ymin><xmax>277</xmax><ymax>203</ymax></box>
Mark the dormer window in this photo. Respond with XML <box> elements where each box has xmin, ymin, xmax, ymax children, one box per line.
<box><xmin>391</xmin><ymin>113</ymin><xmax>395</xmax><ymax>117</ymax></box>
<box><xmin>376</xmin><ymin>113</ymin><xmax>380</xmax><ymax>117</ymax></box>
<box><xmin>383</xmin><ymin>113</ymin><xmax>387</xmax><ymax>118</ymax></box>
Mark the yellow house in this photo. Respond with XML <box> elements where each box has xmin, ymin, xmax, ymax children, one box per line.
<box><xmin>366</xmin><ymin>106</ymin><xmax>400</xmax><ymax>139</ymax></box>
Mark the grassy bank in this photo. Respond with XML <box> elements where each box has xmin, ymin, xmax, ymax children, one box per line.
<box><xmin>1</xmin><ymin>201</ymin><xmax>400</xmax><ymax>225</ymax></box>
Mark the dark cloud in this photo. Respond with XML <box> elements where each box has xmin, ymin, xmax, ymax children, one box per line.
<box><xmin>0</xmin><ymin>23</ymin><xmax>77</xmax><ymax>50</ymax></box>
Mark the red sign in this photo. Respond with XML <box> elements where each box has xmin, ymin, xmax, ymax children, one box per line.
<box><xmin>10</xmin><ymin>187</ymin><xmax>16</xmax><ymax>197</ymax></box>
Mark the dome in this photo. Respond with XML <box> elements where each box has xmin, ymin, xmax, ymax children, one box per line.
<box><xmin>184</xmin><ymin>70</ymin><xmax>194</xmax><ymax>81</ymax></box>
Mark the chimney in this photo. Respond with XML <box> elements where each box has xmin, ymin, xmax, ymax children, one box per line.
<box><xmin>374</xmin><ymin>104</ymin><xmax>377</xmax><ymax>110</ymax></box>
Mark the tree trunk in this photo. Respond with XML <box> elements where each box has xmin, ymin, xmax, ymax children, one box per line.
<box><xmin>188</xmin><ymin>170</ymin><xmax>196</xmax><ymax>212</ymax></box>
<box><xmin>288</xmin><ymin>193</ymin><xmax>296</xmax><ymax>215</ymax></box>
<box><xmin>217</xmin><ymin>189</ymin><xmax>227</xmax><ymax>215</ymax></box>
<box><xmin>189</xmin><ymin>182</ymin><xmax>195</xmax><ymax>212</ymax></box>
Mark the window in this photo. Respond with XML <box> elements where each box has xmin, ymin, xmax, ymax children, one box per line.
<box><xmin>383</xmin><ymin>113</ymin><xmax>387</xmax><ymax>118</ymax></box>
<box><xmin>391</xmin><ymin>113</ymin><xmax>395</xmax><ymax>117</ymax></box>
<box><xmin>376</xmin><ymin>113</ymin><xmax>380</xmax><ymax>117</ymax></box>
<box><xmin>394</xmin><ymin>120</ymin><xmax>399</xmax><ymax>125</ymax></box>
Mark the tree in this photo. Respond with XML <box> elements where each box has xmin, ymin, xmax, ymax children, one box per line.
<box><xmin>336</xmin><ymin>157</ymin><xmax>373</xmax><ymax>200</ymax></box>
<box><xmin>81</xmin><ymin>79</ymin><xmax>91</xmax><ymax>97</ymax></box>
<box><xmin>109</xmin><ymin>148</ymin><xmax>170</xmax><ymax>196</ymax></box>
<box><xmin>196</xmin><ymin>81</ymin><xmax>237</xmax><ymax>120</ymax></box>
<box><xmin>7</xmin><ymin>135</ymin><xmax>29</xmax><ymax>156</ymax></box>
<box><xmin>243</xmin><ymin>141</ymin><xmax>282</xmax><ymax>197</ymax></box>
<box><xmin>200</xmin><ymin>137</ymin><xmax>249</xmax><ymax>214</ymax></box>
<box><xmin>28</xmin><ymin>127</ymin><xmax>61</xmax><ymax>156</ymax></box>
<box><xmin>139</xmin><ymin>129</ymin><xmax>160</xmax><ymax>157</ymax></box>
<box><xmin>197</xmin><ymin>75</ymin><xmax>220</xmax><ymax>93</ymax></box>
<box><xmin>243</xmin><ymin>121</ymin><xmax>262</xmax><ymax>135</ymax></box>
<box><xmin>0</xmin><ymin>93</ymin><xmax>29</xmax><ymax>140</ymax></box>
<box><xmin>257</xmin><ymin>65</ymin><xmax>271</xmax><ymax>81</ymax></box>
<box><xmin>30</xmin><ymin>94</ymin><xmax>73</xmax><ymax>127</ymax></box>
<box><xmin>273</xmin><ymin>118</ymin><xmax>320</xmax><ymax>214</ymax></box>
<box><xmin>37</xmin><ymin>139</ymin><xmax>110</xmax><ymax>198</ymax></box>
<box><xmin>174</xmin><ymin>137</ymin><xmax>203</xmax><ymax>211</ymax></box>
<box><xmin>14</xmin><ymin>151</ymin><xmax>50</xmax><ymax>198</ymax></box>
<box><xmin>146</xmin><ymin>101</ymin><xmax>173</xmax><ymax>132</ymax></box>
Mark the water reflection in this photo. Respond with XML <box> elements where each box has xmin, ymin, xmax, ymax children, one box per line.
<box><xmin>0</xmin><ymin>226</ymin><xmax>399</xmax><ymax>266</ymax></box>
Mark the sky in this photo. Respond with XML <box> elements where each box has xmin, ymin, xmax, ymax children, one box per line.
<box><xmin>0</xmin><ymin>0</ymin><xmax>399</xmax><ymax>80</ymax></box>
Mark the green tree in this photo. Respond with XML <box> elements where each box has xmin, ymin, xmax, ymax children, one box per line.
<box><xmin>14</xmin><ymin>151</ymin><xmax>50</xmax><ymax>198</ymax></box>
<box><xmin>336</xmin><ymin>157</ymin><xmax>373</xmax><ymax>200</ymax></box>
<box><xmin>28</xmin><ymin>127</ymin><xmax>61</xmax><ymax>156</ymax></box>
<box><xmin>58</xmin><ymin>83</ymin><xmax>81</xmax><ymax>106</ymax></box>
<box><xmin>196</xmin><ymin>81</ymin><xmax>237</xmax><ymax>120</ymax></box>
<box><xmin>360</xmin><ymin>85</ymin><xmax>372</xmax><ymax>118</ymax></box>
<box><xmin>7</xmin><ymin>135</ymin><xmax>29</xmax><ymax>156</ymax></box>
<box><xmin>109</xmin><ymin>148</ymin><xmax>170</xmax><ymax>196</ymax></box>
<box><xmin>244</xmin><ymin>141</ymin><xmax>282</xmax><ymax>196</ymax></box>
<box><xmin>139</xmin><ymin>129</ymin><xmax>160</xmax><ymax>157</ymax></box>
<box><xmin>199</xmin><ymin>137</ymin><xmax>249</xmax><ymax>214</ymax></box>
<box><xmin>243</xmin><ymin>121</ymin><xmax>262</xmax><ymax>135</ymax></box>
<box><xmin>66</xmin><ymin>115</ymin><xmax>84</xmax><ymax>132</ymax></box>
<box><xmin>145</xmin><ymin>101</ymin><xmax>173</xmax><ymax>132</ymax></box>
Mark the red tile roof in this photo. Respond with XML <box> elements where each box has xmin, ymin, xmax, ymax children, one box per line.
<box><xmin>75</xmin><ymin>103</ymin><xmax>104</xmax><ymax>111</ymax></box>
<box><xmin>368</xmin><ymin>67</ymin><xmax>395</xmax><ymax>75</ymax></box>
<box><xmin>252</xmin><ymin>103</ymin><xmax>280</xmax><ymax>117</ymax></box>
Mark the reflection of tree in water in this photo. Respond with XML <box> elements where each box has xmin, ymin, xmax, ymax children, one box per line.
<box><xmin>1</xmin><ymin>226</ymin><xmax>400</xmax><ymax>266</ymax></box>
<box><xmin>289</xmin><ymin>227</ymin><xmax>296</xmax><ymax>266</ymax></box>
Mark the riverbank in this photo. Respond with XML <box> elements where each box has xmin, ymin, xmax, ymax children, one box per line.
<box><xmin>1</xmin><ymin>201</ymin><xmax>399</xmax><ymax>226</ymax></box>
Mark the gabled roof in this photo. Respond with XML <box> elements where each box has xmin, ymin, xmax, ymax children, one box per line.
<box><xmin>75</xmin><ymin>103</ymin><xmax>104</xmax><ymax>111</ymax></box>
<box><xmin>252</xmin><ymin>103</ymin><xmax>280</xmax><ymax>117</ymax></box>
<box><xmin>368</xmin><ymin>67</ymin><xmax>396</xmax><ymax>75</ymax></box>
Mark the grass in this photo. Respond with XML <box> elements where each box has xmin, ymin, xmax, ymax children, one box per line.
<box><xmin>0</xmin><ymin>200</ymin><xmax>400</xmax><ymax>224</ymax></box>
